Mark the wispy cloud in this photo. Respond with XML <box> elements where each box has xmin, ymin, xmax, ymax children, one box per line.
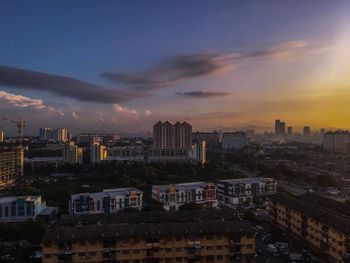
<box><xmin>101</xmin><ymin>39</ymin><xmax>325</xmax><ymax>91</ymax></box>
<box><xmin>0</xmin><ymin>66</ymin><xmax>146</xmax><ymax>104</ymax></box>
<box><xmin>175</xmin><ymin>90</ymin><xmax>230</xmax><ymax>98</ymax></box>
<box><xmin>72</xmin><ymin>111</ymin><xmax>80</xmax><ymax>119</ymax></box>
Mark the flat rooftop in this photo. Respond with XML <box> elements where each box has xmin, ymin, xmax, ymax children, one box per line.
<box><xmin>153</xmin><ymin>182</ymin><xmax>213</xmax><ymax>191</ymax></box>
<box><xmin>218</xmin><ymin>177</ymin><xmax>275</xmax><ymax>184</ymax></box>
<box><xmin>71</xmin><ymin>188</ymin><xmax>143</xmax><ymax>199</ymax></box>
<box><xmin>43</xmin><ymin>209</ymin><xmax>252</xmax><ymax>243</ymax></box>
<box><xmin>0</xmin><ymin>195</ymin><xmax>40</xmax><ymax>204</ymax></box>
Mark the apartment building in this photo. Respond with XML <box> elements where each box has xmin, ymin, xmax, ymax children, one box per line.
<box><xmin>192</xmin><ymin>131</ymin><xmax>220</xmax><ymax>148</ymax></box>
<box><xmin>153</xmin><ymin>121</ymin><xmax>192</xmax><ymax>149</ymax></box>
<box><xmin>324</xmin><ymin>130</ymin><xmax>350</xmax><ymax>154</ymax></box>
<box><xmin>63</xmin><ymin>141</ymin><xmax>83</xmax><ymax>164</ymax></box>
<box><xmin>0</xmin><ymin>147</ymin><xmax>24</xmax><ymax>189</ymax></box>
<box><xmin>217</xmin><ymin>178</ymin><xmax>277</xmax><ymax>207</ymax></box>
<box><xmin>0</xmin><ymin>195</ymin><xmax>47</xmax><ymax>222</ymax></box>
<box><xmin>90</xmin><ymin>141</ymin><xmax>107</xmax><ymax>164</ymax></box>
<box><xmin>222</xmin><ymin>132</ymin><xmax>248</xmax><ymax>150</ymax></box>
<box><xmin>69</xmin><ymin>188</ymin><xmax>143</xmax><ymax>215</ymax></box>
<box><xmin>42</xmin><ymin>209</ymin><xmax>255</xmax><ymax>263</ymax></box>
<box><xmin>269</xmin><ymin>193</ymin><xmax>350</xmax><ymax>262</ymax></box>
<box><xmin>152</xmin><ymin>182</ymin><xmax>217</xmax><ymax>210</ymax></box>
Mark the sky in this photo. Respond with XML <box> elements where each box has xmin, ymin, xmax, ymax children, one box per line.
<box><xmin>0</xmin><ymin>0</ymin><xmax>350</xmax><ymax>135</ymax></box>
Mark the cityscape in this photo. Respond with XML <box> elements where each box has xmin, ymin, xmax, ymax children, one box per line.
<box><xmin>1</xmin><ymin>1</ymin><xmax>350</xmax><ymax>263</ymax></box>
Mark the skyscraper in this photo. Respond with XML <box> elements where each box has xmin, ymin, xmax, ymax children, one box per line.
<box><xmin>63</xmin><ymin>141</ymin><xmax>83</xmax><ymax>164</ymax></box>
<box><xmin>287</xmin><ymin>126</ymin><xmax>293</xmax><ymax>137</ymax></box>
<box><xmin>90</xmin><ymin>141</ymin><xmax>107</xmax><ymax>164</ymax></box>
<box><xmin>303</xmin><ymin>126</ymin><xmax>311</xmax><ymax>138</ymax></box>
<box><xmin>0</xmin><ymin>147</ymin><xmax>24</xmax><ymax>189</ymax></box>
<box><xmin>0</xmin><ymin>131</ymin><xmax>4</xmax><ymax>143</ymax></box>
<box><xmin>275</xmin><ymin>119</ymin><xmax>286</xmax><ymax>136</ymax></box>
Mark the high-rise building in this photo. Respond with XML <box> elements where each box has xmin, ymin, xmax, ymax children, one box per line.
<box><xmin>0</xmin><ymin>147</ymin><xmax>24</xmax><ymax>189</ymax></box>
<box><xmin>153</xmin><ymin>121</ymin><xmax>192</xmax><ymax>149</ymax></box>
<box><xmin>39</xmin><ymin>127</ymin><xmax>53</xmax><ymax>141</ymax></box>
<box><xmin>324</xmin><ymin>131</ymin><xmax>350</xmax><ymax>154</ymax></box>
<box><xmin>191</xmin><ymin>140</ymin><xmax>206</xmax><ymax>165</ymax></box>
<box><xmin>54</xmin><ymin>128</ymin><xmax>68</xmax><ymax>142</ymax></box>
<box><xmin>174</xmin><ymin>121</ymin><xmax>192</xmax><ymax>148</ymax></box>
<box><xmin>0</xmin><ymin>130</ymin><xmax>4</xmax><ymax>143</ymax></box>
<box><xmin>222</xmin><ymin>132</ymin><xmax>248</xmax><ymax>150</ymax></box>
<box><xmin>63</xmin><ymin>141</ymin><xmax>83</xmax><ymax>164</ymax></box>
<box><xmin>90</xmin><ymin>141</ymin><xmax>107</xmax><ymax>164</ymax></box>
<box><xmin>192</xmin><ymin>131</ymin><xmax>220</xmax><ymax>148</ymax></box>
<box><xmin>274</xmin><ymin>119</ymin><xmax>286</xmax><ymax>136</ymax></box>
<box><xmin>303</xmin><ymin>126</ymin><xmax>311</xmax><ymax>138</ymax></box>
<box><xmin>287</xmin><ymin>126</ymin><xmax>293</xmax><ymax>137</ymax></box>
<box><xmin>320</xmin><ymin>128</ymin><xmax>326</xmax><ymax>137</ymax></box>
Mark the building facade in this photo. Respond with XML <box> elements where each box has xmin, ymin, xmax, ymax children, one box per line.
<box><xmin>69</xmin><ymin>188</ymin><xmax>143</xmax><ymax>215</ymax></box>
<box><xmin>222</xmin><ymin>132</ymin><xmax>248</xmax><ymax>150</ymax></box>
<box><xmin>90</xmin><ymin>142</ymin><xmax>107</xmax><ymax>164</ymax></box>
<box><xmin>217</xmin><ymin>178</ymin><xmax>277</xmax><ymax>207</ymax></box>
<box><xmin>192</xmin><ymin>131</ymin><xmax>220</xmax><ymax>148</ymax></box>
<box><xmin>190</xmin><ymin>141</ymin><xmax>206</xmax><ymax>165</ymax></box>
<box><xmin>275</xmin><ymin>119</ymin><xmax>286</xmax><ymax>136</ymax></box>
<box><xmin>42</xmin><ymin>210</ymin><xmax>255</xmax><ymax>263</ymax></box>
<box><xmin>0</xmin><ymin>130</ymin><xmax>4</xmax><ymax>142</ymax></box>
<box><xmin>324</xmin><ymin>131</ymin><xmax>350</xmax><ymax>154</ymax></box>
<box><xmin>0</xmin><ymin>195</ymin><xmax>47</xmax><ymax>222</ymax></box>
<box><xmin>63</xmin><ymin>142</ymin><xmax>83</xmax><ymax>164</ymax></box>
<box><xmin>152</xmin><ymin>182</ymin><xmax>217</xmax><ymax>210</ymax></box>
<box><xmin>153</xmin><ymin>121</ymin><xmax>192</xmax><ymax>149</ymax></box>
<box><xmin>269</xmin><ymin>193</ymin><xmax>350</xmax><ymax>262</ymax></box>
<box><xmin>0</xmin><ymin>147</ymin><xmax>24</xmax><ymax>189</ymax></box>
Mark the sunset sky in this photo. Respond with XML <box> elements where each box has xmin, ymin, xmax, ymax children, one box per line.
<box><xmin>1</xmin><ymin>1</ymin><xmax>350</xmax><ymax>135</ymax></box>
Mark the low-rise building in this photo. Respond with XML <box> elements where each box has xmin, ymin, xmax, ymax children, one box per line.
<box><xmin>69</xmin><ymin>188</ymin><xmax>143</xmax><ymax>215</ymax></box>
<box><xmin>0</xmin><ymin>195</ymin><xmax>47</xmax><ymax>222</ymax></box>
<box><xmin>42</xmin><ymin>209</ymin><xmax>255</xmax><ymax>263</ymax></box>
<box><xmin>217</xmin><ymin>178</ymin><xmax>277</xmax><ymax>207</ymax></box>
<box><xmin>152</xmin><ymin>182</ymin><xmax>217</xmax><ymax>210</ymax></box>
<box><xmin>269</xmin><ymin>193</ymin><xmax>350</xmax><ymax>262</ymax></box>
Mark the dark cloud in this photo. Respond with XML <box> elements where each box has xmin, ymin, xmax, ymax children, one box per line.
<box><xmin>101</xmin><ymin>54</ymin><xmax>224</xmax><ymax>90</ymax></box>
<box><xmin>175</xmin><ymin>90</ymin><xmax>230</xmax><ymax>98</ymax></box>
<box><xmin>0</xmin><ymin>66</ymin><xmax>146</xmax><ymax>104</ymax></box>
<box><xmin>101</xmin><ymin>40</ymin><xmax>315</xmax><ymax>91</ymax></box>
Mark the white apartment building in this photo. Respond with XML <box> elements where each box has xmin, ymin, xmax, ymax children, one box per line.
<box><xmin>217</xmin><ymin>178</ymin><xmax>277</xmax><ymax>207</ymax></box>
<box><xmin>69</xmin><ymin>188</ymin><xmax>143</xmax><ymax>215</ymax></box>
<box><xmin>152</xmin><ymin>182</ymin><xmax>217</xmax><ymax>211</ymax></box>
<box><xmin>222</xmin><ymin>132</ymin><xmax>248</xmax><ymax>150</ymax></box>
<box><xmin>0</xmin><ymin>195</ymin><xmax>47</xmax><ymax>222</ymax></box>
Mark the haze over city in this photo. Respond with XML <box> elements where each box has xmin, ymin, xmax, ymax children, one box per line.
<box><xmin>1</xmin><ymin>1</ymin><xmax>350</xmax><ymax>134</ymax></box>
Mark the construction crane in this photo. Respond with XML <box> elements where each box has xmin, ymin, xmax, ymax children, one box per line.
<box><xmin>1</xmin><ymin>117</ymin><xmax>26</xmax><ymax>146</ymax></box>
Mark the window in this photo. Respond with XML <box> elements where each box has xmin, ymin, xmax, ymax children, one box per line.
<box><xmin>133</xmin><ymin>260</ymin><xmax>140</xmax><ymax>263</ymax></box>
<box><xmin>11</xmin><ymin>205</ymin><xmax>16</xmax><ymax>216</ymax></box>
<box><xmin>207</xmin><ymin>246</ymin><xmax>213</xmax><ymax>251</ymax></box>
<box><xmin>4</xmin><ymin>206</ymin><xmax>8</xmax><ymax>217</ymax></box>
<box><xmin>216</xmin><ymin>255</ymin><xmax>223</xmax><ymax>260</ymax></box>
<box><xmin>175</xmin><ymin>257</ymin><xmax>182</xmax><ymax>262</ymax></box>
<box><xmin>165</xmin><ymin>258</ymin><xmax>172</xmax><ymax>262</ymax></box>
<box><xmin>78</xmin><ymin>252</ymin><xmax>86</xmax><ymax>257</ymax></box>
<box><xmin>206</xmin><ymin>256</ymin><xmax>215</xmax><ymax>262</ymax></box>
<box><xmin>165</xmin><ymin>248</ymin><xmax>172</xmax><ymax>253</ymax></box>
<box><xmin>123</xmin><ymin>250</ymin><xmax>129</xmax><ymax>255</ymax></box>
<box><xmin>0</xmin><ymin>205</ymin><xmax>2</xmax><ymax>217</ymax></box>
<box><xmin>79</xmin><ymin>241</ymin><xmax>86</xmax><ymax>246</ymax></box>
<box><xmin>44</xmin><ymin>254</ymin><xmax>52</xmax><ymax>258</ymax></box>
<box><xmin>133</xmin><ymin>249</ymin><xmax>140</xmax><ymax>254</ymax></box>
<box><xmin>176</xmin><ymin>247</ymin><xmax>182</xmax><ymax>252</ymax></box>
<box><xmin>216</xmin><ymin>246</ymin><xmax>223</xmax><ymax>250</ymax></box>
<box><xmin>247</xmin><ymin>244</ymin><xmax>253</xmax><ymax>249</ymax></box>
<box><xmin>89</xmin><ymin>252</ymin><xmax>97</xmax><ymax>256</ymax></box>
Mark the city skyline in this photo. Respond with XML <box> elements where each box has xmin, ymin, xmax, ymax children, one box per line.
<box><xmin>1</xmin><ymin>1</ymin><xmax>350</xmax><ymax>134</ymax></box>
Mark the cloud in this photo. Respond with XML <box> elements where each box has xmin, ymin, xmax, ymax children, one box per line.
<box><xmin>101</xmin><ymin>39</ymin><xmax>325</xmax><ymax>91</ymax></box>
<box><xmin>114</xmin><ymin>104</ymin><xmax>138</xmax><ymax>115</ymax></box>
<box><xmin>144</xmin><ymin>110</ymin><xmax>152</xmax><ymax>116</ymax></box>
<box><xmin>175</xmin><ymin>90</ymin><xmax>230</xmax><ymax>98</ymax></box>
<box><xmin>0</xmin><ymin>90</ymin><xmax>64</xmax><ymax>117</ymax></box>
<box><xmin>72</xmin><ymin>111</ymin><xmax>80</xmax><ymax>119</ymax></box>
<box><xmin>0</xmin><ymin>66</ymin><xmax>146</xmax><ymax>104</ymax></box>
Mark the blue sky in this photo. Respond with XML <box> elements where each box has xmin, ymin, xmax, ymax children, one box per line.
<box><xmin>0</xmin><ymin>1</ymin><xmax>350</xmax><ymax>134</ymax></box>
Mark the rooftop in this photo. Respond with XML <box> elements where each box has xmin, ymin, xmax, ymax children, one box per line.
<box><xmin>0</xmin><ymin>196</ymin><xmax>41</xmax><ymax>204</ymax></box>
<box><xmin>218</xmin><ymin>177</ymin><xmax>276</xmax><ymax>184</ymax></box>
<box><xmin>71</xmin><ymin>188</ymin><xmax>143</xmax><ymax>199</ymax></box>
<box><xmin>270</xmin><ymin>193</ymin><xmax>350</xmax><ymax>235</ymax></box>
<box><xmin>153</xmin><ymin>182</ymin><xmax>214</xmax><ymax>191</ymax></box>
